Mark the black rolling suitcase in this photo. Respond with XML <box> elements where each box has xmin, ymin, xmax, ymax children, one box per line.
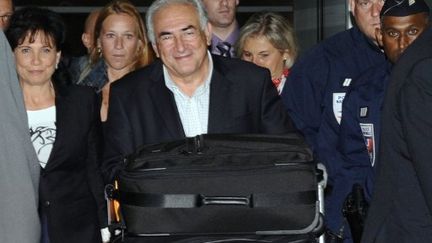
<box><xmin>113</xmin><ymin>133</ymin><xmax>325</xmax><ymax>242</ymax></box>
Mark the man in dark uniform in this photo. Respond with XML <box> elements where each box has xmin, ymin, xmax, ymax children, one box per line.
<box><xmin>361</xmin><ymin>1</ymin><xmax>432</xmax><ymax>242</ymax></box>
<box><xmin>280</xmin><ymin>0</ymin><xmax>386</xmax><ymax>241</ymax></box>
<box><xmin>338</xmin><ymin>0</ymin><xmax>430</xmax><ymax>241</ymax></box>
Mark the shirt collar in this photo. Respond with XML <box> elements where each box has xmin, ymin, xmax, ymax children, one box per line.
<box><xmin>210</xmin><ymin>22</ymin><xmax>239</xmax><ymax>48</ymax></box>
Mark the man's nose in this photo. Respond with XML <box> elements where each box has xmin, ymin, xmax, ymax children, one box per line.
<box><xmin>371</xmin><ymin>1</ymin><xmax>383</xmax><ymax>17</ymax></box>
<box><xmin>174</xmin><ymin>36</ymin><xmax>186</xmax><ymax>52</ymax></box>
<box><xmin>399</xmin><ymin>35</ymin><xmax>410</xmax><ymax>51</ymax></box>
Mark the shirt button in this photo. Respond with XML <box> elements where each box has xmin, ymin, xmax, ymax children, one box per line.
<box><xmin>44</xmin><ymin>201</ymin><xmax>50</xmax><ymax>207</ymax></box>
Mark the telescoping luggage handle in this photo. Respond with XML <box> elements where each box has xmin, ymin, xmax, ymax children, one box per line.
<box><xmin>201</xmin><ymin>196</ymin><xmax>250</xmax><ymax>206</ymax></box>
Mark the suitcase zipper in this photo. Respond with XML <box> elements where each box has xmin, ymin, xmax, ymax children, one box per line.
<box><xmin>123</xmin><ymin>162</ymin><xmax>314</xmax><ymax>179</ymax></box>
<box><xmin>132</xmin><ymin>150</ymin><xmax>312</xmax><ymax>163</ymax></box>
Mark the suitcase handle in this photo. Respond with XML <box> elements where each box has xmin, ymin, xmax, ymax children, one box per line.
<box><xmin>200</xmin><ymin>195</ymin><xmax>252</xmax><ymax>207</ymax></box>
<box><xmin>119</xmin><ymin>191</ymin><xmax>316</xmax><ymax>208</ymax></box>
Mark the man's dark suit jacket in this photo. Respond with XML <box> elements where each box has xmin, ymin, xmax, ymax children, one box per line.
<box><xmin>102</xmin><ymin>55</ymin><xmax>296</xmax><ymax>182</ymax></box>
<box><xmin>361</xmin><ymin>29</ymin><xmax>432</xmax><ymax>243</ymax></box>
<box><xmin>39</xmin><ymin>85</ymin><xmax>107</xmax><ymax>243</ymax></box>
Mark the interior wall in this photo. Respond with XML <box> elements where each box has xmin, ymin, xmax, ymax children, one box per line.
<box><xmin>15</xmin><ymin>0</ymin><xmax>432</xmax><ymax>57</ymax></box>
<box><xmin>15</xmin><ymin>0</ymin><xmax>293</xmax><ymax>57</ymax></box>
<box><xmin>293</xmin><ymin>0</ymin><xmax>347</xmax><ymax>55</ymax></box>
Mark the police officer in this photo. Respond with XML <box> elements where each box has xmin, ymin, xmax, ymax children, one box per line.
<box><xmin>280</xmin><ymin>0</ymin><xmax>386</xmax><ymax>241</ymax></box>
<box><xmin>338</xmin><ymin>1</ymin><xmax>430</xmax><ymax>241</ymax></box>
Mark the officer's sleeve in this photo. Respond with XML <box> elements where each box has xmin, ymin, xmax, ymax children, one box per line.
<box><xmin>400</xmin><ymin>57</ymin><xmax>432</xmax><ymax>214</ymax></box>
<box><xmin>280</xmin><ymin>47</ymin><xmax>330</xmax><ymax>151</ymax></box>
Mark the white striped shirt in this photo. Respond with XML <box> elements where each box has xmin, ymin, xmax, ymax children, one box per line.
<box><xmin>163</xmin><ymin>53</ymin><xmax>214</xmax><ymax>137</ymax></box>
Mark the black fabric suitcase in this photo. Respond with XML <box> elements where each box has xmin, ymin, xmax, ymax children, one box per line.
<box><xmin>115</xmin><ymin>133</ymin><xmax>324</xmax><ymax>241</ymax></box>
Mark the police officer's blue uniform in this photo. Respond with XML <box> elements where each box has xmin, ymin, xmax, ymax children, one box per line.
<box><xmin>338</xmin><ymin>62</ymin><xmax>391</xmax><ymax>205</ymax></box>
<box><xmin>280</xmin><ymin>26</ymin><xmax>385</xmax><ymax>241</ymax></box>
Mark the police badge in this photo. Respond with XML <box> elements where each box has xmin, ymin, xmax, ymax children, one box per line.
<box><xmin>359</xmin><ymin>123</ymin><xmax>375</xmax><ymax>166</ymax></box>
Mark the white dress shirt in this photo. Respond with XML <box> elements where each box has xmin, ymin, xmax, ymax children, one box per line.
<box><xmin>164</xmin><ymin>52</ymin><xmax>214</xmax><ymax>137</ymax></box>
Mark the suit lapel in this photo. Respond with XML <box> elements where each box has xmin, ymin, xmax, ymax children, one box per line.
<box><xmin>208</xmin><ymin>58</ymin><xmax>232</xmax><ymax>133</ymax></box>
<box><xmin>149</xmin><ymin>63</ymin><xmax>185</xmax><ymax>138</ymax></box>
<box><xmin>44</xmin><ymin>93</ymin><xmax>69</xmax><ymax>171</ymax></box>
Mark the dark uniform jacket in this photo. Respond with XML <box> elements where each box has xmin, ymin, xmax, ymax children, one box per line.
<box><xmin>280</xmin><ymin>26</ymin><xmax>385</xmax><ymax>238</ymax></box>
<box><xmin>338</xmin><ymin>62</ymin><xmax>391</xmax><ymax>203</ymax></box>
<box><xmin>362</xmin><ymin>28</ymin><xmax>432</xmax><ymax>243</ymax></box>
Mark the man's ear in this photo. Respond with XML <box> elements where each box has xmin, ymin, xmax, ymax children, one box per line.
<box><xmin>205</xmin><ymin>22</ymin><xmax>213</xmax><ymax>46</ymax></box>
<box><xmin>349</xmin><ymin>0</ymin><xmax>355</xmax><ymax>16</ymax></box>
<box><xmin>375</xmin><ymin>27</ymin><xmax>383</xmax><ymax>47</ymax></box>
<box><xmin>152</xmin><ymin>43</ymin><xmax>160</xmax><ymax>58</ymax></box>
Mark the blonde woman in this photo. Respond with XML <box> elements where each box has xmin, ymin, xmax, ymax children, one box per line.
<box><xmin>236</xmin><ymin>12</ymin><xmax>298</xmax><ymax>94</ymax></box>
<box><xmin>78</xmin><ymin>0</ymin><xmax>154</xmax><ymax>121</ymax></box>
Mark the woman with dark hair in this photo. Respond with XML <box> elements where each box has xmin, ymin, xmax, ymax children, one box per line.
<box><xmin>6</xmin><ymin>6</ymin><xmax>109</xmax><ymax>243</ymax></box>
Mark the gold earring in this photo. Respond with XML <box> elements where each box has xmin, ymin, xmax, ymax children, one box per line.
<box><xmin>97</xmin><ymin>47</ymin><xmax>102</xmax><ymax>57</ymax></box>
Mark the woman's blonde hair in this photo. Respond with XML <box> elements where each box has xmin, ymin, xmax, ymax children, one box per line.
<box><xmin>235</xmin><ymin>12</ymin><xmax>298</xmax><ymax>69</ymax></box>
<box><xmin>90</xmin><ymin>0</ymin><xmax>153</xmax><ymax>70</ymax></box>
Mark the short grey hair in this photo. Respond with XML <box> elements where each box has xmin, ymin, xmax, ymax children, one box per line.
<box><xmin>146</xmin><ymin>0</ymin><xmax>209</xmax><ymax>44</ymax></box>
